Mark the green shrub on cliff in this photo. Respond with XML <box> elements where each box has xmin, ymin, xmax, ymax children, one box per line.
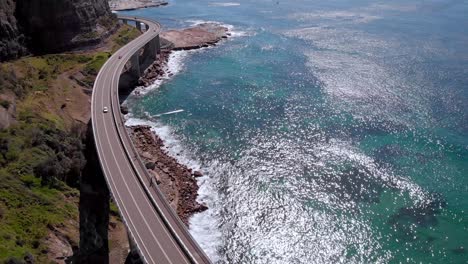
<box><xmin>0</xmin><ymin>118</ymin><xmax>84</xmax><ymax>261</ymax></box>
<box><xmin>0</xmin><ymin>23</ymin><xmax>141</xmax><ymax>262</ymax></box>
<box><xmin>114</xmin><ymin>26</ymin><xmax>141</xmax><ymax>48</ymax></box>
<box><xmin>0</xmin><ymin>57</ymin><xmax>87</xmax><ymax>262</ymax></box>
<box><xmin>83</xmin><ymin>52</ymin><xmax>112</xmax><ymax>75</ymax></box>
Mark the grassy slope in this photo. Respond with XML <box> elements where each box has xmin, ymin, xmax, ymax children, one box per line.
<box><xmin>0</xmin><ymin>25</ymin><xmax>140</xmax><ymax>263</ymax></box>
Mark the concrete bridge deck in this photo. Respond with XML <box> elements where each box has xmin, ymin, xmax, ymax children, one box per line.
<box><xmin>91</xmin><ymin>15</ymin><xmax>211</xmax><ymax>264</ymax></box>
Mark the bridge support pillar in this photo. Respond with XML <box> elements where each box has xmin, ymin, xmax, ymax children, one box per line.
<box><xmin>136</xmin><ymin>21</ymin><xmax>142</xmax><ymax>32</ymax></box>
<box><xmin>146</xmin><ymin>24</ymin><xmax>149</xmax><ymax>31</ymax></box>
<box><xmin>129</xmin><ymin>53</ymin><xmax>141</xmax><ymax>78</ymax></box>
<box><xmin>155</xmin><ymin>35</ymin><xmax>161</xmax><ymax>55</ymax></box>
<box><xmin>122</xmin><ymin>19</ymin><xmax>128</xmax><ymax>25</ymax></box>
<box><xmin>125</xmin><ymin>234</ymin><xmax>143</xmax><ymax>264</ymax></box>
<box><xmin>146</xmin><ymin>37</ymin><xmax>158</xmax><ymax>60</ymax></box>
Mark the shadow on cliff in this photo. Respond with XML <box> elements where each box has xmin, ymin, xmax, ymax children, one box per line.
<box><xmin>74</xmin><ymin>121</ymin><xmax>110</xmax><ymax>264</ymax></box>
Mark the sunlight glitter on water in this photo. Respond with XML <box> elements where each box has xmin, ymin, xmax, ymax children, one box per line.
<box><xmin>124</xmin><ymin>0</ymin><xmax>468</xmax><ymax>262</ymax></box>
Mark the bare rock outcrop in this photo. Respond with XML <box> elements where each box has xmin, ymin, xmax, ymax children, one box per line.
<box><xmin>16</xmin><ymin>0</ymin><xmax>116</xmax><ymax>54</ymax></box>
<box><xmin>0</xmin><ymin>92</ymin><xmax>16</xmax><ymax>129</ymax></box>
<box><xmin>0</xmin><ymin>0</ymin><xmax>117</xmax><ymax>61</ymax></box>
<box><xmin>161</xmin><ymin>23</ymin><xmax>229</xmax><ymax>50</ymax></box>
<box><xmin>0</xmin><ymin>0</ymin><xmax>28</xmax><ymax>61</ymax></box>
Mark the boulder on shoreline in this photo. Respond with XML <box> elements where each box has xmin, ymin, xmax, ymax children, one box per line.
<box><xmin>193</xmin><ymin>170</ymin><xmax>203</xmax><ymax>178</ymax></box>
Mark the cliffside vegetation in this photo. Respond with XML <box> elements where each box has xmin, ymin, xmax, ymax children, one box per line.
<box><xmin>0</xmin><ymin>25</ymin><xmax>140</xmax><ymax>263</ymax></box>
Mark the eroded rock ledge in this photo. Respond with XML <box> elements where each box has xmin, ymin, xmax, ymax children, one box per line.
<box><xmin>161</xmin><ymin>23</ymin><xmax>230</xmax><ymax>50</ymax></box>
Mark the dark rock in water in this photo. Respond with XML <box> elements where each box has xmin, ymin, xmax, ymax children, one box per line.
<box><xmin>120</xmin><ymin>105</ymin><xmax>129</xmax><ymax>115</ymax></box>
<box><xmin>314</xmin><ymin>166</ymin><xmax>385</xmax><ymax>205</ymax></box>
<box><xmin>451</xmin><ymin>246</ymin><xmax>466</xmax><ymax>255</ymax></box>
<box><xmin>194</xmin><ymin>203</ymin><xmax>208</xmax><ymax>213</ymax></box>
<box><xmin>193</xmin><ymin>170</ymin><xmax>203</xmax><ymax>177</ymax></box>
<box><xmin>388</xmin><ymin>192</ymin><xmax>447</xmax><ymax>239</ymax></box>
<box><xmin>374</xmin><ymin>144</ymin><xmax>406</xmax><ymax>160</ymax></box>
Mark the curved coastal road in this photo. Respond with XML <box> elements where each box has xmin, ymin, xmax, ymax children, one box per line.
<box><xmin>91</xmin><ymin>16</ymin><xmax>211</xmax><ymax>264</ymax></box>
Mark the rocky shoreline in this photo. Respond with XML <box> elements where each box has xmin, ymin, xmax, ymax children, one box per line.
<box><xmin>127</xmin><ymin>23</ymin><xmax>229</xmax><ymax>225</ymax></box>
<box><xmin>128</xmin><ymin>125</ymin><xmax>207</xmax><ymax>225</ymax></box>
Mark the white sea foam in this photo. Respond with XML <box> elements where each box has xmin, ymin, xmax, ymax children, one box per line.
<box><xmin>364</xmin><ymin>3</ymin><xmax>419</xmax><ymax>12</ymax></box>
<box><xmin>186</xmin><ymin>19</ymin><xmax>252</xmax><ymax>38</ymax></box>
<box><xmin>261</xmin><ymin>44</ymin><xmax>274</xmax><ymax>51</ymax></box>
<box><xmin>188</xmin><ymin>167</ymin><xmax>222</xmax><ymax>262</ymax></box>
<box><xmin>124</xmin><ymin>117</ymin><xmax>222</xmax><ymax>261</ymax></box>
<box><xmin>131</xmin><ymin>50</ymin><xmax>190</xmax><ymax>95</ymax></box>
<box><xmin>289</xmin><ymin>10</ymin><xmax>380</xmax><ymax>24</ymax></box>
<box><xmin>125</xmin><ymin>117</ymin><xmax>199</xmax><ymax>168</ymax></box>
<box><xmin>209</xmin><ymin>2</ymin><xmax>241</xmax><ymax>7</ymax></box>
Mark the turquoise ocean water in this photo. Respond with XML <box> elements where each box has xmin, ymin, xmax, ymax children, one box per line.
<box><xmin>122</xmin><ymin>0</ymin><xmax>468</xmax><ymax>263</ymax></box>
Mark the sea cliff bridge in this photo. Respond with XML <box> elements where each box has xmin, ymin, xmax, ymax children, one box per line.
<box><xmin>91</xmin><ymin>16</ymin><xmax>211</xmax><ymax>264</ymax></box>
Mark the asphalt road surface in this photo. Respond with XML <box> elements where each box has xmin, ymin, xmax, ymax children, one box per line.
<box><xmin>91</xmin><ymin>16</ymin><xmax>212</xmax><ymax>264</ymax></box>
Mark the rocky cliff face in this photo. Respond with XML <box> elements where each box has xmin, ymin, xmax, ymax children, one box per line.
<box><xmin>0</xmin><ymin>0</ymin><xmax>27</xmax><ymax>61</ymax></box>
<box><xmin>0</xmin><ymin>0</ymin><xmax>116</xmax><ymax>61</ymax></box>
